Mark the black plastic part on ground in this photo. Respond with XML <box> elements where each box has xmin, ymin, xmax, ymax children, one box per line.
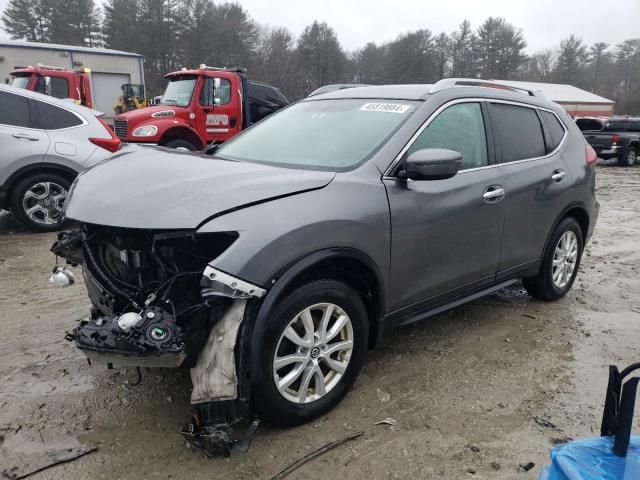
<box><xmin>600</xmin><ymin>362</ymin><xmax>640</xmax><ymax>456</ymax></box>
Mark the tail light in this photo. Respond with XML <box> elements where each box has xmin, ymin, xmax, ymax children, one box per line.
<box><xmin>585</xmin><ymin>143</ymin><xmax>598</xmax><ymax>165</ymax></box>
<box><xmin>612</xmin><ymin>134</ymin><xmax>621</xmax><ymax>145</ymax></box>
<box><xmin>90</xmin><ymin>116</ymin><xmax>121</xmax><ymax>153</ymax></box>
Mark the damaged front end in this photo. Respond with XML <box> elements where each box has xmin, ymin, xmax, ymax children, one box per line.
<box><xmin>51</xmin><ymin>226</ymin><xmax>265</xmax><ymax>455</ymax></box>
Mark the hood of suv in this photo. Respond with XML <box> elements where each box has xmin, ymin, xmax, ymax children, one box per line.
<box><xmin>64</xmin><ymin>147</ymin><xmax>335</xmax><ymax>229</ymax></box>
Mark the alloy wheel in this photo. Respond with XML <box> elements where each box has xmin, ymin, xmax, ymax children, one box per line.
<box><xmin>22</xmin><ymin>182</ymin><xmax>67</xmax><ymax>226</ymax></box>
<box><xmin>552</xmin><ymin>231</ymin><xmax>578</xmax><ymax>289</ymax></box>
<box><xmin>273</xmin><ymin>303</ymin><xmax>354</xmax><ymax>404</ymax></box>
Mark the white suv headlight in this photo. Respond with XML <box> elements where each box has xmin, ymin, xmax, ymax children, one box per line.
<box><xmin>132</xmin><ymin>125</ymin><xmax>158</xmax><ymax>137</ymax></box>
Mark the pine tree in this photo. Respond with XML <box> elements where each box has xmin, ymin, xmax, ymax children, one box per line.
<box><xmin>1</xmin><ymin>0</ymin><xmax>49</xmax><ymax>41</ymax></box>
<box><xmin>555</xmin><ymin>35</ymin><xmax>588</xmax><ymax>86</ymax></box>
<box><xmin>296</xmin><ymin>21</ymin><xmax>346</xmax><ymax>93</ymax></box>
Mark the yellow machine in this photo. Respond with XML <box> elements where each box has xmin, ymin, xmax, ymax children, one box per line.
<box><xmin>114</xmin><ymin>83</ymin><xmax>149</xmax><ymax>115</ymax></box>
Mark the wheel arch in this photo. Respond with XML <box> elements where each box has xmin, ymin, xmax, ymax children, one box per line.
<box><xmin>158</xmin><ymin>125</ymin><xmax>204</xmax><ymax>150</ymax></box>
<box><xmin>542</xmin><ymin>202</ymin><xmax>590</xmax><ymax>258</ymax></box>
<box><xmin>249</xmin><ymin>248</ymin><xmax>385</xmax><ymax>383</ymax></box>
<box><xmin>2</xmin><ymin>163</ymin><xmax>78</xmax><ymax>210</ymax></box>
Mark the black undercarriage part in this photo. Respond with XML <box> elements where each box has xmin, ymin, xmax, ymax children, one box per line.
<box><xmin>181</xmin><ymin>399</ymin><xmax>260</xmax><ymax>457</ymax></box>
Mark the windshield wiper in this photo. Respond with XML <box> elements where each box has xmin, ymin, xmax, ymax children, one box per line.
<box><xmin>162</xmin><ymin>99</ymin><xmax>179</xmax><ymax>105</ymax></box>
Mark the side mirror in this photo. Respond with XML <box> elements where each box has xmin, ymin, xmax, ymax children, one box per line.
<box><xmin>400</xmin><ymin>148</ymin><xmax>463</xmax><ymax>181</ymax></box>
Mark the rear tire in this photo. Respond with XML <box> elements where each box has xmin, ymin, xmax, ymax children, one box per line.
<box><xmin>163</xmin><ymin>138</ymin><xmax>197</xmax><ymax>151</ymax></box>
<box><xmin>252</xmin><ymin>279</ymin><xmax>368</xmax><ymax>426</ymax></box>
<box><xmin>10</xmin><ymin>172</ymin><xmax>72</xmax><ymax>232</ymax></box>
<box><xmin>523</xmin><ymin>217</ymin><xmax>583</xmax><ymax>301</ymax></box>
<box><xmin>618</xmin><ymin>147</ymin><xmax>637</xmax><ymax>167</ymax></box>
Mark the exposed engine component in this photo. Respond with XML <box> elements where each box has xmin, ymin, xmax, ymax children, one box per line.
<box><xmin>51</xmin><ymin>226</ymin><xmax>266</xmax><ymax>455</ymax></box>
<box><xmin>66</xmin><ymin>305</ymin><xmax>186</xmax><ymax>368</ymax></box>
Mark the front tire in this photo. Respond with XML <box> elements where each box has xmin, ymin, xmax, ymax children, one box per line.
<box><xmin>618</xmin><ymin>147</ymin><xmax>637</xmax><ymax>167</ymax></box>
<box><xmin>10</xmin><ymin>172</ymin><xmax>72</xmax><ymax>232</ymax></box>
<box><xmin>252</xmin><ymin>279</ymin><xmax>368</xmax><ymax>426</ymax></box>
<box><xmin>163</xmin><ymin>138</ymin><xmax>197</xmax><ymax>151</ymax></box>
<box><xmin>523</xmin><ymin>217</ymin><xmax>583</xmax><ymax>301</ymax></box>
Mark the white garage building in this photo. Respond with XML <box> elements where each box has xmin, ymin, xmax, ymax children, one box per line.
<box><xmin>0</xmin><ymin>40</ymin><xmax>144</xmax><ymax>115</ymax></box>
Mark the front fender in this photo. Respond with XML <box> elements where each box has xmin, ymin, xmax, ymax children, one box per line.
<box><xmin>196</xmin><ymin>178</ymin><xmax>390</xmax><ymax>289</ymax></box>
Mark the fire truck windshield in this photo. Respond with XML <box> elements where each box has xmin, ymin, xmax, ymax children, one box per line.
<box><xmin>11</xmin><ymin>75</ymin><xmax>31</xmax><ymax>90</ymax></box>
<box><xmin>161</xmin><ymin>76</ymin><xmax>197</xmax><ymax>107</ymax></box>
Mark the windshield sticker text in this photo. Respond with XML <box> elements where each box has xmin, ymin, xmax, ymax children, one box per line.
<box><xmin>360</xmin><ymin>103</ymin><xmax>410</xmax><ymax>113</ymax></box>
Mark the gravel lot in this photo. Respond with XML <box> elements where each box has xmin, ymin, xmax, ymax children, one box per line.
<box><xmin>1</xmin><ymin>164</ymin><xmax>639</xmax><ymax>479</ymax></box>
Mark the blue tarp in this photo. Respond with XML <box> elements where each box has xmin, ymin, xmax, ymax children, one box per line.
<box><xmin>540</xmin><ymin>436</ymin><xmax>640</xmax><ymax>480</ymax></box>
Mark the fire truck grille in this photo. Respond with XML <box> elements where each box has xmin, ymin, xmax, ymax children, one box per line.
<box><xmin>113</xmin><ymin>119</ymin><xmax>128</xmax><ymax>139</ymax></box>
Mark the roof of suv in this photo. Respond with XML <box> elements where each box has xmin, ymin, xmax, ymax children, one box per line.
<box><xmin>307</xmin><ymin>79</ymin><xmax>557</xmax><ymax>109</ymax></box>
<box><xmin>0</xmin><ymin>83</ymin><xmax>100</xmax><ymax>117</ymax></box>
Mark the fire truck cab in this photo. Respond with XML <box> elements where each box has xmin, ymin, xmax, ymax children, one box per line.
<box><xmin>11</xmin><ymin>65</ymin><xmax>93</xmax><ymax>108</ymax></box>
<box><xmin>113</xmin><ymin>66</ymin><xmax>289</xmax><ymax>151</ymax></box>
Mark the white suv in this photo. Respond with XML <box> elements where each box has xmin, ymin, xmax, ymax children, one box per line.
<box><xmin>0</xmin><ymin>84</ymin><xmax>120</xmax><ymax>231</ymax></box>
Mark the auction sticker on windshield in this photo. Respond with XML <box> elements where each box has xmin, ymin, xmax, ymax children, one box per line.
<box><xmin>360</xmin><ymin>103</ymin><xmax>411</xmax><ymax>113</ymax></box>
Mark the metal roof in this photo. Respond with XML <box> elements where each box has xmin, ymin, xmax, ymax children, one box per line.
<box><xmin>0</xmin><ymin>40</ymin><xmax>142</xmax><ymax>58</ymax></box>
<box><xmin>495</xmin><ymin>80</ymin><xmax>614</xmax><ymax>105</ymax></box>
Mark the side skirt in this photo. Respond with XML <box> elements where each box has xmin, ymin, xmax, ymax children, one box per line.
<box><xmin>391</xmin><ymin>279</ymin><xmax>519</xmax><ymax>327</ymax></box>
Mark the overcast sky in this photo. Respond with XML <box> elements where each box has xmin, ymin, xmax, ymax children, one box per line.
<box><xmin>0</xmin><ymin>0</ymin><xmax>638</xmax><ymax>53</ymax></box>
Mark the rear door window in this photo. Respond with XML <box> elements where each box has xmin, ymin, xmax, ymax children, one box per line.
<box><xmin>408</xmin><ymin>102</ymin><xmax>488</xmax><ymax>170</ymax></box>
<box><xmin>540</xmin><ymin>110</ymin><xmax>566</xmax><ymax>151</ymax></box>
<box><xmin>0</xmin><ymin>90</ymin><xmax>32</xmax><ymax>127</ymax></box>
<box><xmin>32</xmin><ymin>100</ymin><xmax>83</xmax><ymax>130</ymax></box>
<box><xmin>491</xmin><ymin>103</ymin><xmax>546</xmax><ymax>162</ymax></box>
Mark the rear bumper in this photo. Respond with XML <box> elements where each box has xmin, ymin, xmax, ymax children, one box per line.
<box><xmin>595</xmin><ymin>146</ymin><xmax>619</xmax><ymax>158</ymax></box>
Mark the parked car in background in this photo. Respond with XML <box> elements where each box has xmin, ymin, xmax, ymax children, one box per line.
<box><xmin>113</xmin><ymin>65</ymin><xmax>289</xmax><ymax>151</ymax></box>
<box><xmin>575</xmin><ymin>117</ymin><xmax>604</xmax><ymax>132</ymax></box>
<box><xmin>0</xmin><ymin>84</ymin><xmax>120</xmax><ymax>231</ymax></box>
<box><xmin>581</xmin><ymin>117</ymin><xmax>640</xmax><ymax>166</ymax></box>
<box><xmin>53</xmin><ymin>79</ymin><xmax>598</xmax><ymax>455</ymax></box>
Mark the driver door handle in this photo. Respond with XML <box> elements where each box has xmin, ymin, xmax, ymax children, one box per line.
<box><xmin>482</xmin><ymin>185</ymin><xmax>505</xmax><ymax>201</ymax></box>
<box><xmin>551</xmin><ymin>169</ymin><xmax>566</xmax><ymax>181</ymax></box>
<box><xmin>12</xmin><ymin>133</ymin><xmax>39</xmax><ymax>141</ymax></box>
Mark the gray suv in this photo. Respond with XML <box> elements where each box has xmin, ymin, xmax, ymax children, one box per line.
<box><xmin>53</xmin><ymin>79</ymin><xmax>598</xmax><ymax>454</ymax></box>
<box><xmin>0</xmin><ymin>84</ymin><xmax>119</xmax><ymax>231</ymax></box>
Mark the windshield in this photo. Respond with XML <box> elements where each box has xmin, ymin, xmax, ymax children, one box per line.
<box><xmin>11</xmin><ymin>75</ymin><xmax>31</xmax><ymax>89</ymax></box>
<box><xmin>161</xmin><ymin>76</ymin><xmax>196</xmax><ymax>107</ymax></box>
<box><xmin>216</xmin><ymin>99</ymin><xmax>416</xmax><ymax>170</ymax></box>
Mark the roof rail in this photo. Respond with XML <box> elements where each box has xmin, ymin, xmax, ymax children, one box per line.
<box><xmin>429</xmin><ymin>78</ymin><xmax>543</xmax><ymax>97</ymax></box>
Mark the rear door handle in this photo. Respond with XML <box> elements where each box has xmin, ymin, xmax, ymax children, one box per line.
<box><xmin>551</xmin><ymin>170</ymin><xmax>566</xmax><ymax>181</ymax></box>
<box><xmin>12</xmin><ymin>133</ymin><xmax>39</xmax><ymax>141</ymax></box>
<box><xmin>482</xmin><ymin>186</ymin><xmax>505</xmax><ymax>201</ymax></box>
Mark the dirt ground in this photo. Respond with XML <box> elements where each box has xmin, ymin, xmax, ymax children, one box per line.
<box><xmin>0</xmin><ymin>163</ymin><xmax>639</xmax><ymax>479</ymax></box>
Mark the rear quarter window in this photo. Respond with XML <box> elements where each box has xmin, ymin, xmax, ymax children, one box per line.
<box><xmin>540</xmin><ymin>110</ymin><xmax>566</xmax><ymax>151</ymax></box>
<box><xmin>491</xmin><ymin>103</ymin><xmax>546</xmax><ymax>162</ymax></box>
<box><xmin>33</xmin><ymin>100</ymin><xmax>83</xmax><ymax>130</ymax></box>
